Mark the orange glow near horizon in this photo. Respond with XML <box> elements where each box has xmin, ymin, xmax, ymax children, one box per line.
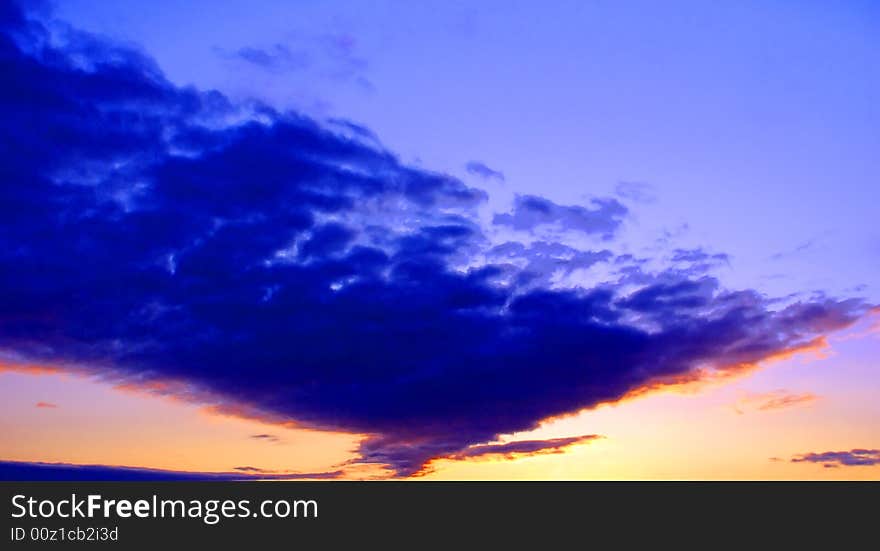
<box><xmin>1</xmin><ymin>318</ymin><xmax>879</xmax><ymax>480</ymax></box>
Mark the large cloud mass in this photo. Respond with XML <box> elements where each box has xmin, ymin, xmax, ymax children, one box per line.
<box><xmin>0</xmin><ymin>1</ymin><xmax>870</xmax><ymax>475</ymax></box>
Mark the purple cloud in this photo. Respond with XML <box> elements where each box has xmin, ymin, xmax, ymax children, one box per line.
<box><xmin>791</xmin><ymin>449</ymin><xmax>880</xmax><ymax>468</ymax></box>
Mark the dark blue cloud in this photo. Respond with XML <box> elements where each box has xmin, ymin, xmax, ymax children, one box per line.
<box><xmin>0</xmin><ymin>1</ymin><xmax>871</xmax><ymax>477</ymax></box>
<box><xmin>0</xmin><ymin>460</ymin><xmax>340</xmax><ymax>481</ymax></box>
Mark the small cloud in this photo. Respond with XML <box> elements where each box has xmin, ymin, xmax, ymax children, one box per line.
<box><xmin>654</xmin><ymin>222</ymin><xmax>690</xmax><ymax>247</ymax></box>
<box><xmin>35</xmin><ymin>402</ymin><xmax>57</xmax><ymax>408</ymax></box>
<box><xmin>465</xmin><ymin>161</ymin><xmax>505</xmax><ymax>182</ymax></box>
<box><xmin>249</xmin><ymin>433</ymin><xmax>280</xmax><ymax>443</ymax></box>
<box><xmin>218</xmin><ymin>44</ymin><xmax>309</xmax><ymax>73</ymax></box>
<box><xmin>770</xmin><ymin>240</ymin><xmax>814</xmax><ymax>260</ymax></box>
<box><xmin>670</xmin><ymin>248</ymin><xmax>731</xmax><ymax>275</ymax></box>
<box><xmin>732</xmin><ymin>391</ymin><xmax>818</xmax><ymax>415</ymax></box>
<box><xmin>615</xmin><ymin>181</ymin><xmax>657</xmax><ymax>204</ymax></box>
<box><xmin>217</xmin><ymin>32</ymin><xmax>373</xmax><ymax>92</ymax></box>
<box><xmin>769</xmin><ymin>233</ymin><xmax>830</xmax><ymax>261</ymax></box>
<box><xmin>233</xmin><ymin>466</ymin><xmax>274</xmax><ymax>473</ymax></box>
<box><xmin>671</xmin><ymin>248</ymin><xmax>730</xmax><ymax>265</ymax></box>
<box><xmin>791</xmin><ymin>449</ymin><xmax>880</xmax><ymax>468</ymax></box>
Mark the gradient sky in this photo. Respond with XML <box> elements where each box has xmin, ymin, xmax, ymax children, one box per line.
<box><xmin>1</xmin><ymin>0</ymin><xmax>878</xmax><ymax>479</ymax></box>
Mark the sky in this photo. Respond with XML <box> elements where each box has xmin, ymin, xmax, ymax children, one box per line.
<box><xmin>0</xmin><ymin>0</ymin><xmax>878</xmax><ymax>480</ymax></box>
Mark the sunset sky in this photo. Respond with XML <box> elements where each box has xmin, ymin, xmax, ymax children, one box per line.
<box><xmin>1</xmin><ymin>0</ymin><xmax>878</xmax><ymax>480</ymax></box>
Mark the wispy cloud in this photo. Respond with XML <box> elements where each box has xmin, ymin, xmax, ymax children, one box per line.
<box><xmin>35</xmin><ymin>401</ymin><xmax>57</xmax><ymax>408</ymax></box>
<box><xmin>233</xmin><ymin>465</ymin><xmax>274</xmax><ymax>473</ymax></box>
<box><xmin>465</xmin><ymin>161</ymin><xmax>505</xmax><ymax>182</ymax></box>
<box><xmin>615</xmin><ymin>181</ymin><xmax>657</xmax><ymax>204</ymax></box>
<box><xmin>249</xmin><ymin>433</ymin><xmax>281</xmax><ymax>443</ymax></box>
<box><xmin>217</xmin><ymin>31</ymin><xmax>373</xmax><ymax>90</ymax></box>
<box><xmin>769</xmin><ymin>233</ymin><xmax>830</xmax><ymax>261</ymax></box>
<box><xmin>732</xmin><ymin>390</ymin><xmax>818</xmax><ymax>415</ymax></box>
<box><xmin>448</xmin><ymin>435</ymin><xmax>602</xmax><ymax>461</ymax></box>
<box><xmin>216</xmin><ymin>44</ymin><xmax>309</xmax><ymax>73</ymax></box>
